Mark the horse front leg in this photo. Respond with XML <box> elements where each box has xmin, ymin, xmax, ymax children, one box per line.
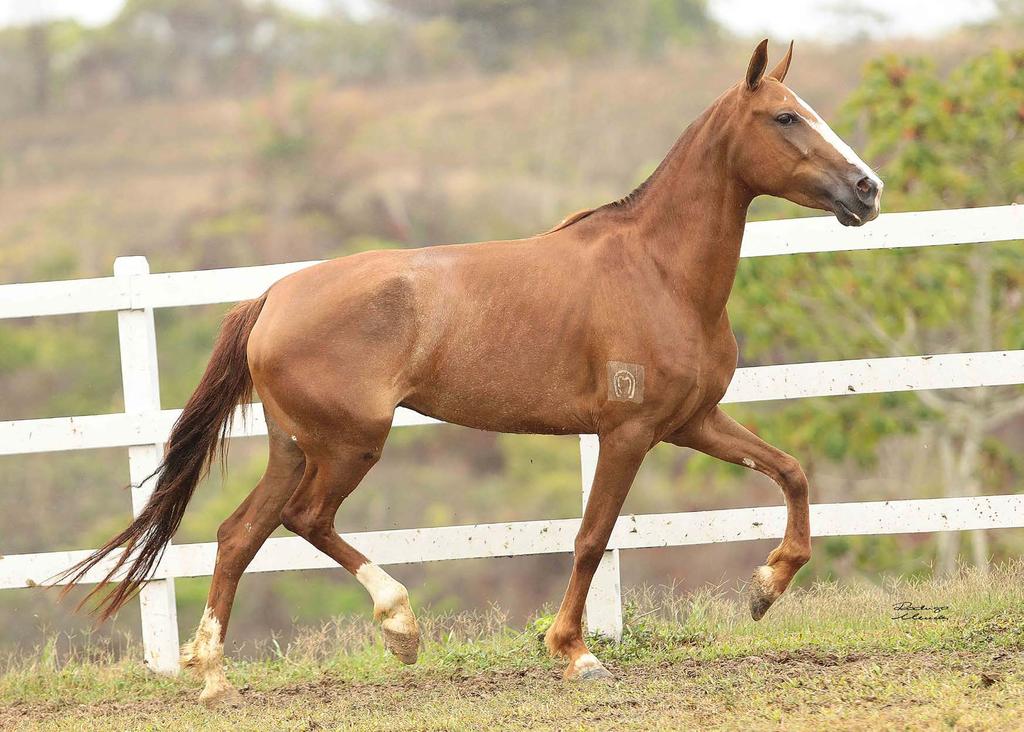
<box><xmin>670</xmin><ymin>406</ymin><xmax>811</xmax><ymax>620</ymax></box>
<box><xmin>545</xmin><ymin>425</ymin><xmax>650</xmax><ymax>680</ymax></box>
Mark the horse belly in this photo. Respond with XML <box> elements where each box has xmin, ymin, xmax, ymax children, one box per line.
<box><xmin>402</xmin><ymin>363</ymin><xmax>592</xmax><ymax>435</ymax></box>
<box><xmin>400</xmin><ymin>321</ymin><xmax>595</xmax><ymax>436</ymax></box>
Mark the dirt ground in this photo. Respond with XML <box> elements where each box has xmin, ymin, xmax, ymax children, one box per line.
<box><xmin>3</xmin><ymin>648</ymin><xmax>1021</xmax><ymax>731</ymax></box>
<box><xmin>5</xmin><ymin>570</ymin><xmax>1024</xmax><ymax>730</ymax></box>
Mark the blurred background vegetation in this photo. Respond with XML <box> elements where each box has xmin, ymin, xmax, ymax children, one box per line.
<box><xmin>0</xmin><ymin>0</ymin><xmax>1021</xmax><ymax>657</ymax></box>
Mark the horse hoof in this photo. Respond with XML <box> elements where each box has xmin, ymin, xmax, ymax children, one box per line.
<box><xmin>199</xmin><ymin>682</ymin><xmax>243</xmax><ymax>708</ymax></box>
<box><xmin>749</xmin><ymin>565</ymin><xmax>779</xmax><ymax>621</ymax></box>
<box><xmin>566</xmin><ymin>653</ymin><xmax>613</xmax><ymax>682</ymax></box>
<box><xmin>382</xmin><ymin>609</ymin><xmax>420</xmax><ymax>665</ymax></box>
<box><xmin>578</xmin><ymin>666</ymin><xmax>614</xmax><ymax>682</ymax></box>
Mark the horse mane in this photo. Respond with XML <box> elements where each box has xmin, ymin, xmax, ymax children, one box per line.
<box><xmin>544</xmin><ymin>173</ymin><xmax>655</xmax><ymax>233</ymax></box>
<box><xmin>543</xmin><ymin>208</ymin><xmax>599</xmax><ymax>234</ymax></box>
<box><xmin>541</xmin><ymin>95</ymin><xmax>722</xmax><ymax>236</ymax></box>
<box><xmin>542</xmin><ymin>176</ymin><xmax>657</xmax><ymax>234</ymax></box>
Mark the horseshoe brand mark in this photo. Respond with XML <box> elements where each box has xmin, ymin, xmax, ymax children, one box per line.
<box><xmin>606</xmin><ymin>361</ymin><xmax>645</xmax><ymax>404</ymax></box>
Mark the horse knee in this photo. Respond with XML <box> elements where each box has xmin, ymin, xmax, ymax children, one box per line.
<box><xmin>777</xmin><ymin>455</ymin><xmax>808</xmax><ymax>498</ymax></box>
<box><xmin>573</xmin><ymin>534</ymin><xmax>608</xmax><ymax>569</ymax></box>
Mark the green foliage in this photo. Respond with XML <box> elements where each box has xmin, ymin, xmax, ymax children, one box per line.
<box><xmin>253</xmin><ymin>80</ymin><xmax>320</xmax><ymax>166</ymax></box>
<box><xmin>497</xmin><ymin>434</ymin><xmax>581</xmax><ymax>517</ymax></box>
<box><xmin>1</xmin><ymin>4</ymin><xmax>1022</xmax><ymax>653</ymax></box>
<box><xmin>807</xmin><ymin>535</ymin><xmax>934</xmax><ymax>584</ymax></box>
<box><xmin>728</xmin><ymin>46</ymin><xmax>1024</xmax><ymax>464</ymax></box>
<box><xmin>722</xmin><ymin>46</ymin><xmax>1024</xmax><ymax>576</ymax></box>
<box><xmin>843</xmin><ymin>49</ymin><xmax>1024</xmax><ymax>206</ymax></box>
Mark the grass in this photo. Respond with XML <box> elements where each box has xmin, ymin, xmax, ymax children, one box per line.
<box><xmin>2</xmin><ymin>563</ymin><xmax>1024</xmax><ymax>731</ymax></box>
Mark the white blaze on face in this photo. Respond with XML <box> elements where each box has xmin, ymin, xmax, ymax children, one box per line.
<box><xmin>790</xmin><ymin>91</ymin><xmax>882</xmax><ymax>190</ymax></box>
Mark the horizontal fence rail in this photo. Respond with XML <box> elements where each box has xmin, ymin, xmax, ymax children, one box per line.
<box><xmin>0</xmin><ymin>204</ymin><xmax>1022</xmax><ymax>672</ymax></box>
<box><xmin>1</xmin><ymin>205</ymin><xmax>1020</xmax><ymax>319</ymax></box>
<box><xmin>3</xmin><ymin>350</ymin><xmax>1024</xmax><ymax>457</ymax></box>
<box><xmin>4</xmin><ymin>494</ymin><xmax>1021</xmax><ymax>591</ymax></box>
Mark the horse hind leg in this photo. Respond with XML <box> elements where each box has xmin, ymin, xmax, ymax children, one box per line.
<box><xmin>181</xmin><ymin>416</ymin><xmax>305</xmax><ymax>706</ymax></box>
<box><xmin>279</xmin><ymin>421</ymin><xmax>420</xmax><ymax>665</ymax></box>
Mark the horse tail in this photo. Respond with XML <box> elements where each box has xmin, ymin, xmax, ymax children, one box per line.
<box><xmin>55</xmin><ymin>293</ymin><xmax>268</xmax><ymax>620</ymax></box>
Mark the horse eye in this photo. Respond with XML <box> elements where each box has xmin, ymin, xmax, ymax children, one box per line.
<box><xmin>776</xmin><ymin>113</ymin><xmax>796</xmax><ymax>125</ymax></box>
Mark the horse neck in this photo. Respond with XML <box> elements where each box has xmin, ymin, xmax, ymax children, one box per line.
<box><xmin>629</xmin><ymin>96</ymin><xmax>753</xmax><ymax>323</ymax></box>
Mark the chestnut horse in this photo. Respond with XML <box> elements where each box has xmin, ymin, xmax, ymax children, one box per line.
<box><xmin>59</xmin><ymin>40</ymin><xmax>882</xmax><ymax>704</ymax></box>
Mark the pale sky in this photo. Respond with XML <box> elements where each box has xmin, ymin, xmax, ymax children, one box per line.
<box><xmin>0</xmin><ymin>0</ymin><xmax>1000</xmax><ymax>40</ymax></box>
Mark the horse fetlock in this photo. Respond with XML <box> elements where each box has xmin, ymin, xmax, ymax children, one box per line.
<box><xmin>766</xmin><ymin>543</ymin><xmax>811</xmax><ymax>568</ymax></box>
<box><xmin>371</xmin><ymin>585</ymin><xmax>411</xmax><ymax>623</ymax></box>
<box><xmin>543</xmin><ymin>625</ymin><xmax>575</xmax><ymax>658</ymax></box>
<box><xmin>354</xmin><ymin>562</ymin><xmax>419</xmax><ymax>663</ymax></box>
<box><xmin>182</xmin><ymin>605</ymin><xmax>243</xmax><ymax>706</ymax></box>
<box><xmin>544</xmin><ymin>622</ymin><xmax>592</xmax><ymax>668</ymax></box>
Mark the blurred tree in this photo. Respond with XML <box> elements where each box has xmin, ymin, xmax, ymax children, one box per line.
<box><xmin>83</xmin><ymin>0</ymin><xmax>276</xmax><ymax>98</ymax></box>
<box><xmin>0</xmin><ymin>0</ymin><xmax>713</xmax><ymax>116</ymax></box>
<box><xmin>994</xmin><ymin>0</ymin><xmax>1024</xmax><ymax>26</ymax></box>
<box><xmin>25</xmin><ymin>24</ymin><xmax>51</xmax><ymax>113</ymax></box>
<box><xmin>377</xmin><ymin>0</ymin><xmax>716</xmax><ymax>68</ymax></box>
<box><xmin>730</xmin><ymin>48</ymin><xmax>1024</xmax><ymax>576</ymax></box>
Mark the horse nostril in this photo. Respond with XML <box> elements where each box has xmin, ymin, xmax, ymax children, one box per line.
<box><xmin>856</xmin><ymin>176</ymin><xmax>878</xmax><ymax>202</ymax></box>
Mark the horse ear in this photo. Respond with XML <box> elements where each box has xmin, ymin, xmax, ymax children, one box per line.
<box><xmin>745</xmin><ymin>39</ymin><xmax>769</xmax><ymax>91</ymax></box>
<box><xmin>768</xmin><ymin>40</ymin><xmax>794</xmax><ymax>83</ymax></box>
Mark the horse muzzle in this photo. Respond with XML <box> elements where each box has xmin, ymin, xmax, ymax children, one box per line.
<box><xmin>830</xmin><ymin>172</ymin><xmax>882</xmax><ymax>227</ymax></box>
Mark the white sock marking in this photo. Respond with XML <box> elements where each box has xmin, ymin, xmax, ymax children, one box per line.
<box><xmin>574</xmin><ymin>653</ymin><xmax>603</xmax><ymax>673</ymax></box>
<box><xmin>182</xmin><ymin>605</ymin><xmax>236</xmax><ymax>702</ymax></box>
<box><xmin>355</xmin><ymin>562</ymin><xmax>409</xmax><ymax>618</ymax></box>
<box><xmin>355</xmin><ymin>562</ymin><xmax>419</xmax><ymax>662</ymax></box>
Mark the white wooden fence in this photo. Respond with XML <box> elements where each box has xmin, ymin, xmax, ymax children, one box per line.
<box><xmin>1</xmin><ymin>204</ymin><xmax>1022</xmax><ymax>675</ymax></box>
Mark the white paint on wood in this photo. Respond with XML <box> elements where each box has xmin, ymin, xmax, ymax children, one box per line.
<box><xmin>2</xmin><ymin>207</ymin><xmax>1024</xmax><ymax>662</ymax></box>
<box><xmin>2</xmin><ymin>206</ymin><xmax>1022</xmax><ymax>318</ymax></box>
<box><xmin>741</xmin><ymin>204</ymin><xmax>1023</xmax><ymax>258</ymax></box>
<box><xmin>722</xmin><ymin>350</ymin><xmax>1024</xmax><ymax>403</ymax></box>
<box><xmin>3</xmin><ymin>350</ymin><xmax>1022</xmax><ymax>456</ymax></box>
<box><xmin>114</xmin><ymin>257</ymin><xmax>180</xmax><ymax>675</ymax></box>
<box><xmin>0</xmin><ymin>276</ymin><xmax>127</xmax><ymax>319</ymax></box>
<box><xmin>7</xmin><ymin>494</ymin><xmax>1021</xmax><ymax>591</ymax></box>
<box><xmin>578</xmin><ymin>435</ymin><xmax>623</xmax><ymax>641</ymax></box>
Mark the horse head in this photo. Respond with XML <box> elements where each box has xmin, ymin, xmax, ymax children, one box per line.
<box><xmin>728</xmin><ymin>39</ymin><xmax>883</xmax><ymax>226</ymax></box>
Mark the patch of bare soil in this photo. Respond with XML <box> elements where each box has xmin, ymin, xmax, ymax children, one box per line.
<box><xmin>3</xmin><ymin>650</ymin><xmax>1020</xmax><ymax>731</ymax></box>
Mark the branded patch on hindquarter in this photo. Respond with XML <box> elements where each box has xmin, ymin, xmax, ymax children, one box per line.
<box><xmin>607</xmin><ymin>361</ymin><xmax>645</xmax><ymax>403</ymax></box>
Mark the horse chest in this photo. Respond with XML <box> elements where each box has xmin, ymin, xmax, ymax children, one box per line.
<box><xmin>636</xmin><ymin>326</ymin><xmax>737</xmax><ymax>425</ymax></box>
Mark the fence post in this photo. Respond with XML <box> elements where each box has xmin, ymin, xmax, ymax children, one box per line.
<box><xmin>578</xmin><ymin>434</ymin><xmax>623</xmax><ymax>641</ymax></box>
<box><xmin>114</xmin><ymin>256</ymin><xmax>180</xmax><ymax>675</ymax></box>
